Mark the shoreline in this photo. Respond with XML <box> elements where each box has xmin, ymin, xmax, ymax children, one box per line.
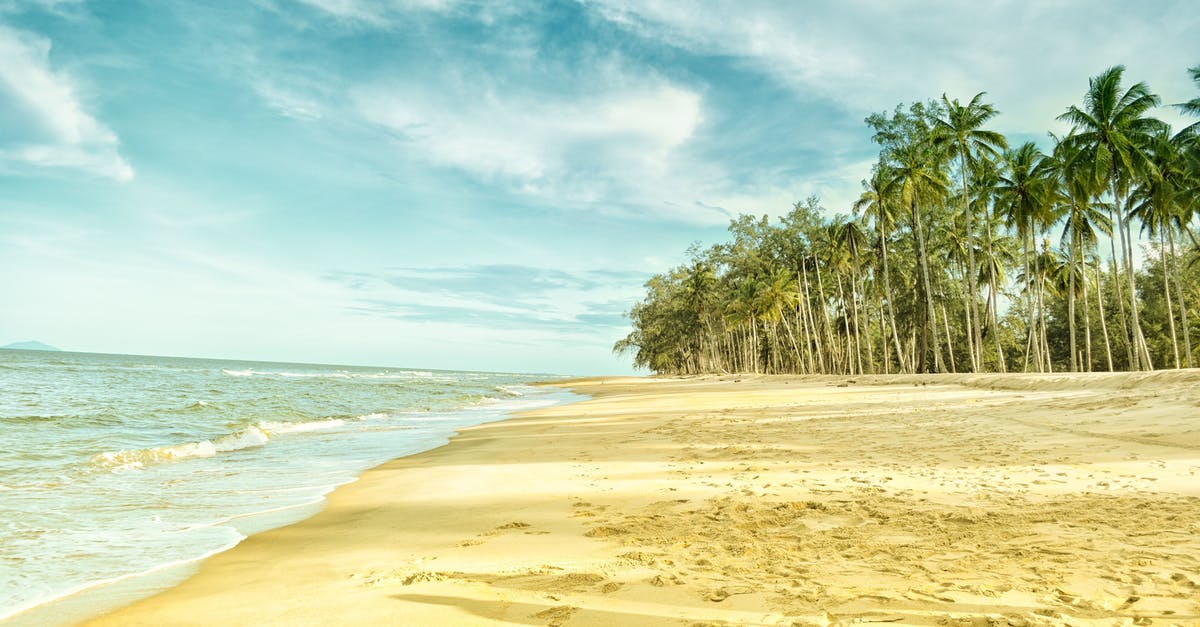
<box><xmin>76</xmin><ymin>372</ymin><xmax>1200</xmax><ymax>625</ymax></box>
<box><xmin>5</xmin><ymin>386</ymin><xmax>580</xmax><ymax>627</ymax></box>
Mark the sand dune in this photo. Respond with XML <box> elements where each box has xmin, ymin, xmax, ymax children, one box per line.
<box><xmin>85</xmin><ymin>372</ymin><xmax>1200</xmax><ymax>626</ymax></box>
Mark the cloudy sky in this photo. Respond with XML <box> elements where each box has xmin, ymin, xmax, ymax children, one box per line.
<box><xmin>1</xmin><ymin>0</ymin><xmax>1196</xmax><ymax>374</ymax></box>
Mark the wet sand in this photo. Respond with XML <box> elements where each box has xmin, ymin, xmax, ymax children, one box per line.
<box><xmin>85</xmin><ymin>372</ymin><xmax>1200</xmax><ymax>626</ymax></box>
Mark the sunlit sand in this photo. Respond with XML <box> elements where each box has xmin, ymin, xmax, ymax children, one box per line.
<box><xmin>88</xmin><ymin>372</ymin><xmax>1200</xmax><ymax>626</ymax></box>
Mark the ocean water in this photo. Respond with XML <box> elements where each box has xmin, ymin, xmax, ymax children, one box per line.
<box><xmin>0</xmin><ymin>349</ymin><xmax>572</xmax><ymax>623</ymax></box>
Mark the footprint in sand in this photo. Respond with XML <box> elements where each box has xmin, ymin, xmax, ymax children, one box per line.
<box><xmin>531</xmin><ymin>605</ymin><xmax>578</xmax><ymax>627</ymax></box>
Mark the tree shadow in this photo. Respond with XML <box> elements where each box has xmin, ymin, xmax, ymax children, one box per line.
<box><xmin>389</xmin><ymin>592</ymin><xmax>690</xmax><ymax>626</ymax></box>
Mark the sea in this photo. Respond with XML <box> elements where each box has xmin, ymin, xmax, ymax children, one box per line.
<box><xmin>0</xmin><ymin>349</ymin><xmax>574</xmax><ymax>624</ymax></box>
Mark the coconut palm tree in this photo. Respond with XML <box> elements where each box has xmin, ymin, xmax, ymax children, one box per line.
<box><xmin>889</xmin><ymin>137</ymin><xmax>951</xmax><ymax>373</ymax></box>
<box><xmin>997</xmin><ymin>142</ymin><xmax>1056</xmax><ymax>371</ymax></box>
<box><xmin>1019</xmin><ymin>243</ymin><xmax>1066</xmax><ymax>370</ymax></box>
<box><xmin>853</xmin><ymin>163</ymin><xmax>906</xmax><ymax>372</ymax></box>
<box><xmin>1177</xmin><ymin>65</ymin><xmax>1200</xmax><ymax>136</ymax></box>
<box><xmin>933</xmin><ymin>93</ymin><xmax>1008</xmax><ymax>371</ymax></box>
<box><xmin>1130</xmin><ymin>126</ymin><xmax>1197</xmax><ymax>367</ymax></box>
<box><xmin>1058</xmin><ymin>65</ymin><xmax>1167</xmax><ymax>370</ymax></box>
<box><xmin>683</xmin><ymin>259</ymin><xmax>718</xmax><ymax>372</ymax></box>
<box><xmin>970</xmin><ymin>156</ymin><xmax>1009</xmax><ymax>371</ymax></box>
<box><xmin>1055</xmin><ymin>134</ymin><xmax>1113</xmax><ymax>372</ymax></box>
<box><xmin>835</xmin><ymin>218</ymin><xmax>874</xmax><ymax>373</ymax></box>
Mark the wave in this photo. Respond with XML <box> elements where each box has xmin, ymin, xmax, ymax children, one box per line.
<box><xmin>221</xmin><ymin>368</ymin><xmax>437</xmax><ymax>380</ymax></box>
<box><xmin>257</xmin><ymin>418</ymin><xmax>346</xmax><ymax>435</ymax></box>
<box><xmin>89</xmin><ymin>411</ymin><xmax>391</xmax><ymax>471</ymax></box>
<box><xmin>493</xmin><ymin>385</ymin><xmax>525</xmax><ymax>397</ymax></box>
<box><xmin>91</xmin><ymin>427</ymin><xmax>270</xmax><ymax>469</ymax></box>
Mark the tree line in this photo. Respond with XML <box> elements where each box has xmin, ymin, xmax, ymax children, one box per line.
<box><xmin>616</xmin><ymin>65</ymin><xmax>1200</xmax><ymax>375</ymax></box>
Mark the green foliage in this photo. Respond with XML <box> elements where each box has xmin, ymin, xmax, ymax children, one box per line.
<box><xmin>617</xmin><ymin>64</ymin><xmax>1200</xmax><ymax>375</ymax></box>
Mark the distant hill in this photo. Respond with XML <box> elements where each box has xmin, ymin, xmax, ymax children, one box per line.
<box><xmin>2</xmin><ymin>341</ymin><xmax>61</xmax><ymax>351</ymax></box>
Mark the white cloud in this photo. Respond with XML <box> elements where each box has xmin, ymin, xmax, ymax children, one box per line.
<box><xmin>0</xmin><ymin>24</ymin><xmax>133</xmax><ymax>181</ymax></box>
<box><xmin>293</xmin><ymin>0</ymin><xmax>459</xmax><ymax>25</ymax></box>
<box><xmin>0</xmin><ymin>0</ymin><xmax>86</xmax><ymax>16</ymax></box>
<box><xmin>254</xmin><ymin>80</ymin><xmax>325</xmax><ymax>121</ymax></box>
<box><xmin>354</xmin><ymin>77</ymin><xmax>710</xmax><ymax>215</ymax></box>
<box><xmin>586</xmin><ymin>0</ymin><xmax>1199</xmax><ymax>135</ymax></box>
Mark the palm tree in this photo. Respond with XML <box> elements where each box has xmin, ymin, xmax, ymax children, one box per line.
<box><xmin>1020</xmin><ymin>243</ymin><xmax>1066</xmax><ymax>370</ymax></box>
<box><xmin>1052</xmin><ymin>131</ymin><xmax>1109</xmax><ymax>371</ymax></box>
<box><xmin>1058</xmin><ymin>65</ymin><xmax>1167</xmax><ymax>370</ymax></box>
<box><xmin>819</xmin><ymin>221</ymin><xmax>859</xmax><ymax>374</ymax></box>
<box><xmin>835</xmin><ymin>218</ymin><xmax>873</xmax><ymax>373</ymax></box>
<box><xmin>971</xmin><ymin>156</ymin><xmax>1009</xmax><ymax>371</ymax></box>
<box><xmin>1176</xmin><ymin>65</ymin><xmax>1200</xmax><ymax>136</ymax></box>
<box><xmin>934</xmin><ymin>93</ymin><xmax>1008</xmax><ymax>371</ymax></box>
<box><xmin>1130</xmin><ymin>126</ymin><xmax>1197</xmax><ymax>368</ymax></box>
<box><xmin>890</xmin><ymin>137</ymin><xmax>951</xmax><ymax>372</ymax></box>
<box><xmin>853</xmin><ymin>163</ymin><xmax>906</xmax><ymax>372</ymax></box>
<box><xmin>998</xmin><ymin>142</ymin><xmax>1056</xmax><ymax>371</ymax></box>
<box><xmin>683</xmin><ymin>259</ymin><xmax>718</xmax><ymax>372</ymax></box>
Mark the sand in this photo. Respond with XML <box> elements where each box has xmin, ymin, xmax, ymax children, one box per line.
<box><xmin>83</xmin><ymin>372</ymin><xmax>1200</xmax><ymax>626</ymax></box>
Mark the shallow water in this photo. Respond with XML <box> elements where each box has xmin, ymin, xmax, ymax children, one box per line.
<box><xmin>0</xmin><ymin>349</ymin><xmax>570</xmax><ymax>622</ymax></box>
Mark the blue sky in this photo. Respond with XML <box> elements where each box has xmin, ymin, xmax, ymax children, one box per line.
<box><xmin>1</xmin><ymin>0</ymin><xmax>1196</xmax><ymax>374</ymax></box>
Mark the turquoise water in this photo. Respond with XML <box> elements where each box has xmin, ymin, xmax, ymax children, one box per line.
<box><xmin>0</xmin><ymin>349</ymin><xmax>572</xmax><ymax>622</ymax></box>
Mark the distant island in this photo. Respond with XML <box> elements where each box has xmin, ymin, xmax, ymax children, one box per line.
<box><xmin>2</xmin><ymin>341</ymin><xmax>61</xmax><ymax>351</ymax></box>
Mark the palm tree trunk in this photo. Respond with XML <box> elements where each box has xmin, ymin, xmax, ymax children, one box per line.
<box><xmin>959</xmin><ymin>152</ymin><xmax>983</xmax><ymax>372</ymax></box>
<box><xmin>751</xmin><ymin>318</ymin><xmax>760</xmax><ymax>374</ymax></box>
<box><xmin>880</xmin><ymin>238</ymin><xmax>907</xmax><ymax>373</ymax></box>
<box><xmin>877</xmin><ymin>292</ymin><xmax>890</xmax><ymax>374</ymax></box>
<box><xmin>796</xmin><ymin>291</ymin><xmax>816</xmax><ymax>374</ymax></box>
<box><xmin>1022</xmin><ymin>228</ymin><xmax>1038</xmax><ymax>372</ymax></box>
<box><xmin>801</xmin><ymin>263</ymin><xmax>820</xmax><ymax>369</ymax></box>
<box><xmin>851</xmin><ymin>267</ymin><xmax>870</xmax><ymax>374</ymax></box>
<box><xmin>1094</xmin><ymin>257</ymin><xmax>1115</xmax><ymax>372</ymax></box>
<box><xmin>983</xmin><ymin>202</ymin><xmax>1006</xmax><ymax>372</ymax></box>
<box><xmin>856</xmin><ymin>267</ymin><xmax>875</xmax><ymax>374</ymax></box>
<box><xmin>835</xmin><ymin>273</ymin><xmax>858</xmax><ymax>375</ymax></box>
<box><xmin>913</xmin><ymin>198</ymin><xmax>943</xmax><ymax>373</ymax></box>
<box><xmin>1068</xmin><ymin>230</ymin><xmax>1079</xmax><ymax>372</ymax></box>
<box><xmin>1081</xmin><ymin>252</ymin><xmax>1094</xmax><ymax>372</ymax></box>
<box><xmin>779</xmin><ymin>304</ymin><xmax>804</xmax><ymax>372</ymax></box>
<box><xmin>799</xmin><ymin>266</ymin><xmax>823</xmax><ymax>373</ymax></box>
<box><xmin>959</xmin><ymin>255</ymin><xmax>976</xmax><ymax>371</ymax></box>
<box><xmin>769</xmin><ymin>320</ymin><xmax>781</xmax><ymax>374</ymax></box>
<box><xmin>814</xmin><ymin>260</ymin><xmax>837</xmax><ymax>373</ymax></box>
<box><xmin>1160</xmin><ymin>230</ymin><xmax>1180</xmax><ymax>369</ymax></box>
<box><xmin>1168</xmin><ymin>228</ymin><xmax>1193</xmax><ymax>368</ymax></box>
<box><xmin>1115</xmin><ymin>187</ymin><xmax>1153</xmax><ymax>370</ymax></box>
<box><xmin>941</xmin><ymin>299</ymin><xmax>957</xmax><ymax>373</ymax></box>
<box><xmin>1107</xmin><ymin>208</ymin><xmax>1133</xmax><ymax>368</ymax></box>
<box><xmin>1038</xmin><ymin>269</ymin><xmax>1052</xmax><ymax>372</ymax></box>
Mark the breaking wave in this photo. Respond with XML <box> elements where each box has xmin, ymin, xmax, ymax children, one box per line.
<box><xmin>89</xmin><ymin>413</ymin><xmax>386</xmax><ymax>470</ymax></box>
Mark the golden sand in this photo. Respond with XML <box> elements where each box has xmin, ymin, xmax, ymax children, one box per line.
<box><xmin>86</xmin><ymin>372</ymin><xmax>1200</xmax><ymax>626</ymax></box>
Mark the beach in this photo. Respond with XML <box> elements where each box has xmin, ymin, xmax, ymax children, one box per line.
<box><xmin>83</xmin><ymin>372</ymin><xmax>1200</xmax><ymax>626</ymax></box>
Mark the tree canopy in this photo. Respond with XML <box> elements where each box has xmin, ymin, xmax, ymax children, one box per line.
<box><xmin>617</xmin><ymin>65</ymin><xmax>1200</xmax><ymax>375</ymax></box>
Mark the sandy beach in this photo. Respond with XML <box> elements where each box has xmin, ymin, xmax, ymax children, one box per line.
<box><xmin>83</xmin><ymin>372</ymin><xmax>1200</xmax><ymax>626</ymax></box>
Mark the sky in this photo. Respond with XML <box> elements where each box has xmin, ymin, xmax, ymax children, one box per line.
<box><xmin>1</xmin><ymin>0</ymin><xmax>1197</xmax><ymax>375</ymax></box>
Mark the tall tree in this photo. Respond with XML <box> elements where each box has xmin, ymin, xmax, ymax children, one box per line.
<box><xmin>1176</xmin><ymin>65</ymin><xmax>1200</xmax><ymax>136</ymax></box>
<box><xmin>933</xmin><ymin>93</ymin><xmax>1008</xmax><ymax>371</ymax></box>
<box><xmin>998</xmin><ymin>142</ymin><xmax>1055</xmax><ymax>371</ymax></box>
<box><xmin>1058</xmin><ymin>65</ymin><xmax>1167</xmax><ymax>370</ymax></box>
<box><xmin>1130</xmin><ymin>127</ymin><xmax>1197</xmax><ymax>367</ymax></box>
<box><xmin>1053</xmin><ymin>131</ymin><xmax>1107</xmax><ymax>371</ymax></box>
<box><xmin>890</xmin><ymin>136</ymin><xmax>951</xmax><ymax>372</ymax></box>
<box><xmin>853</xmin><ymin>163</ymin><xmax>906</xmax><ymax>372</ymax></box>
